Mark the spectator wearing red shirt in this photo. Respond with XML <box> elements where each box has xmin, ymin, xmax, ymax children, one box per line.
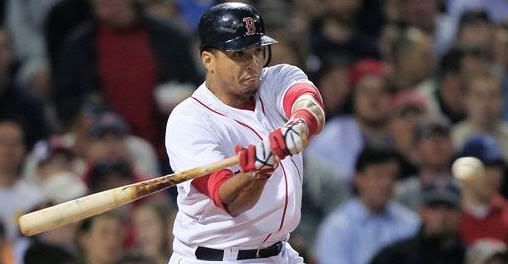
<box><xmin>457</xmin><ymin>134</ymin><xmax>508</xmax><ymax>245</ymax></box>
<box><xmin>53</xmin><ymin>0</ymin><xmax>200</xmax><ymax>156</ymax></box>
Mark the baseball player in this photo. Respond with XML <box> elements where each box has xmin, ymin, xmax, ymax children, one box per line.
<box><xmin>165</xmin><ymin>2</ymin><xmax>325</xmax><ymax>263</ymax></box>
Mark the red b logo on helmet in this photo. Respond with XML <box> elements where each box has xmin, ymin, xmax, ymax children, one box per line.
<box><xmin>243</xmin><ymin>17</ymin><xmax>256</xmax><ymax>35</ymax></box>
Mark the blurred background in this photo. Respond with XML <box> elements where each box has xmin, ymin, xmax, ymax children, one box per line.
<box><xmin>2</xmin><ymin>0</ymin><xmax>508</xmax><ymax>263</ymax></box>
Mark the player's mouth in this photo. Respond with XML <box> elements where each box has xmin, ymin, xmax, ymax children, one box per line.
<box><xmin>242</xmin><ymin>74</ymin><xmax>260</xmax><ymax>82</ymax></box>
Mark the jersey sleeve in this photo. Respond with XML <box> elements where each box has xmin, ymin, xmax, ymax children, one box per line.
<box><xmin>261</xmin><ymin>64</ymin><xmax>315</xmax><ymax>119</ymax></box>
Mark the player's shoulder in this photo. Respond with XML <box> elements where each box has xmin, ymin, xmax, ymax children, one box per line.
<box><xmin>167</xmin><ymin>97</ymin><xmax>212</xmax><ymax>131</ymax></box>
<box><xmin>262</xmin><ymin>63</ymin><xmax>306</xmax><ymax>78</ymax></box>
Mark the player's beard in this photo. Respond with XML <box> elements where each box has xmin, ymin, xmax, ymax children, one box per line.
<box><xmin>240</xmin><ymin>76</ymin><xmax>261</xmax><ymax>97</ymax></box>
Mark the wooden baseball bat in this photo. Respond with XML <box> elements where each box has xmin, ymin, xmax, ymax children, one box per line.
<box><xmin>18</xmin><ymin>155</ymin><xmax>239</xmax><ymax>236</ymax></box>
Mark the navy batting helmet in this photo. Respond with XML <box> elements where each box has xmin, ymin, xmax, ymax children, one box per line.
<box><xmin>198</xmin><ymin>2</ymin><xmax>278</xmax><ymax>52</ymax></box>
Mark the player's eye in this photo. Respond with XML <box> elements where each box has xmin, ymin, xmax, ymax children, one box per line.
<box><xmin>233</xmin><ymin>51</ymin><xmax>245</xmax><ymax>58</ymax></box>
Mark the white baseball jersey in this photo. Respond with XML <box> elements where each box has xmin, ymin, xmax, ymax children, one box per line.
<box><xmin>165</xmin><ymin>64</ymin><xmax>313</xmax><ymax>256</ymax></box>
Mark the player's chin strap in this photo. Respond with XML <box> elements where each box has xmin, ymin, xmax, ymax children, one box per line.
<box><xmin>263</xmin><ymin>45</ymin><xmax>272</xmax><ymax>67</ymax></box>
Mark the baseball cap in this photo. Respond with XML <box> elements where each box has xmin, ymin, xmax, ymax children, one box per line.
<box><xmin>348</xmin><ymin>59</ymin><xmax>390</xmax><ymax>88</ymax></box>
<box><xmin>421</xmin><ymin>176</ymin><xmax>462</xmax><ymax>208</ymax></box>
<box><xmin>32</xmin><ymin>136</ymin><xmax>75</xmax><ymax>166</ymax></box>
<box><xmin>457</xmin><ymin>134</ymin><xmax>505</xmax><ymax>167</ymax></box>
<box><xmin>466</xmin><ymin>239</ymin><xmax>508</xmax><ymax>264</ymax></box>
<box><xmin>414</xmin><ymin>118</ymin><xmax>450</xmax><ymax>141</ymax></box>
<box><xmin>459</xmin><ymin>9</ymin><xmax>491</xmax><ymax>26</ymax></box>
<box><xmin>88</xmin><ymin>112</ymin><xmax>130</xmax><ymax>139</ymax></box>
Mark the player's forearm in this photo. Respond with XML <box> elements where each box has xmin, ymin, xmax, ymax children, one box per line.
<box><xmin>290</xmin><ymin>93</ymin><xmax>325</xmax><ymax>136</ymax></box>
<box><xmin>219</xmin><ymin>173</ymin><xmax>268</xmax><ymax>217</ymax></box>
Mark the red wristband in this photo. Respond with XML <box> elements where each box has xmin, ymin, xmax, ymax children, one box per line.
<box><xmin>292</xmin><ymin>109</ymin><xmax>318</xmax><ymax>136</ymax></box>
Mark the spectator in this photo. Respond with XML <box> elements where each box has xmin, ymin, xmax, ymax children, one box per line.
<box><xmin>371</xmin><ymin>177</ymin><xmax>466</xmax><ymax>264</ymax></box>
<box><xmin>401</xmin><ymin>0</ymin><xmax>455</xmax><ymax>56</ymax></box>
<box><xmin>315</xmin><ymin>146</ymin><xmax>419</xmax><ymax>264</ymax></box>
<box><xmin>395</xmin><ymin>118</ymin><xmax>455</xmax><ymax>210</ymax></box>
<box><xmin>390</xmin><ymin>27</ymin><xmax>434</xmax><ymax>91</ymax></box>
<box><xmin>53</xmin><ymin>0</ymin><xmax>200</xmax><ymax>156</ymax></box>
<box><xmin>308</xmin><ymin>59</ymin><xmax>392</xmax><ymax>180</ymax></box>
<box><xmin>456</xmin><ymin>134</ymin><xmax>508</xmax><ymax>245</ymax></box>
<box><xmin>83</xmin><ymin>111</ymin><xmax>159</xmax><ymax>178</ymax></box>
<box><xmin>76</xmin><ymin>212</ymin><xmax>125</xmax><ymax>264</ymax></box>
<box><xmin>5</xmin><ymin>0</ymin><xmax>60</xmax><ymax>101</ymax></box>
<box><xmin>132</xmin><ymin>201</ymin><xmax>176</xmax><ymax>264</ymax></box>
<box><xmin>86</xmin><ymin>158</ymin><xmax>138</xmax><ymax>194</ymax></box>
<box><xmin>30</xmin><ymin>136</ymin><xmax>87</xmax><ymax>197</ymax></box>
<box><xmin>455</xmin><ymin>9</ymin><xmax>494</xmax><ymax>52</ymax></box>
<box><xmin>466</xmin><ymin>239</ymin><xmax>508</xmax><ymax>264</ymax></box>
<box><xmin>417</xmin><ymin>47</ymin><xmax>467</xmax><ymax>124</ymax></box>
<box><xmin>0</xmin><ymin>117</ymin><xmax>44</xmax><ymax>242</ymax></box>
<box><xmin>294</xmin><ymin>152</ymin><xmax>351</xmax><ymax>261</ymax></box>
<box><xmin>388</xmin><ymin>90</ymin><xmax>428</xmax><ymax>179</ymax></box>
<box><xmin>45</xmin><ymin>0</ymin><xmax>92</xmax><ymax>71</ymax></box>
<box><xmin>452</xmin><ymin>70</ymin><xmax>508</xmax><ymax>160</ymax></box>
<box><xmin>457</xmin><ymin>134</ymin><xmax>508</xmax><ymax>196</ymax></box>
<box><xmin>309</xmin><ymin>12</ymin><xmax>381</xmax><ymax>63</ymax></box>
<box><xmin>313</xmin><ymin>56</ymin><xmax>352</xmax><ymax>118</ymax></box>
<box><xmin>21</xmin><ymin>137</ymin><xmax>87</xmax><ymax>258</ymax></box>
<box><xmin>0</xmin><ymin>27</ymin><xmax>49</xmax><ymax>150</ymax></box>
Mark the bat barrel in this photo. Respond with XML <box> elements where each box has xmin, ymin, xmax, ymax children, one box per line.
<box><xmin>18</xmin><ymin>155</ymin><xmax>239</xmax><ymax>236</ymax></box>
<box><xmin>19</xmin><ymin>185</ymin><xmax>138</xmax><ymax>236</ymax></box>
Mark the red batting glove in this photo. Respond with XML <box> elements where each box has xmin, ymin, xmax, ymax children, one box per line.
<box><xmin>269</xmin><ymin>118</ymin><xmax>309</xmax><ymax>160</ymax></box>
<box><xmin>234</xmin><ymin>140</ymin><xmax>278</xmax><ymax>179</ymax></box>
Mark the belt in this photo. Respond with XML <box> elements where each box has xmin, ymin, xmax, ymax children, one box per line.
<box><xmin>195</xmin><ymin>241</ymin><xmax>284</xmax><ymax>261</ymax></box>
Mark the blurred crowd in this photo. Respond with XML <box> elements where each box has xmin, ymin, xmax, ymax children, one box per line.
<box><xmin>2</xmin><ymin>0</ymin><xmax>508</xmax><ymax>263</ymax></box>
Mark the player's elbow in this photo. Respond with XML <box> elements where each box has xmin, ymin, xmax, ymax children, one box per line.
<box><xmin>225</xmin><ymin>203</ymin><xmax>254</xmax><ymax>217</ymax></box>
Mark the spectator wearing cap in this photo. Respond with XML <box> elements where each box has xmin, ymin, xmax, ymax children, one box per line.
<box><xmin>457</xmin><ymin>134</ymin><xmax>508</xmax><ymax>245</ymax></box>
<box><xmin>466</xmin><ymin>239</ymin><xmax>508</xmax><ymax>264</ymax></box>
<box><xmin>388</xmin><ymin>90</ymin><xmax>428</xmax><ymax>179</ymax></box>
<box><xmin>18</xmin><ymin>136</ymin><xmax>87</xmax><ymax>259</ymax></box>
<box><xmin>315</xmin><ymin>146</ymin><xmax>419</xmax><ymax>264</ymax></box>
<box><xmin>455</xmin><ymin>9</ymin><xmax>494</xmax><ymax>52</ymax></box>
<box><xmin>26</xmin><ymin>136</ymin><xmax>87</xmax><ymax>191</ymax></box>
<box><xmin>452</xmin><ymin>70</ymin><xmax>508</xmax><ymax>161</ymax></box>
<box><xmin>395</xmin><ymin>118</ymin><xmax>456</xmax><ymax>211</ymax></box>
<box><xmin>371</xmin><ymin>177</ymin><xmax>466</xmax><ymax>264</ymax></box>
<box><xmin>308</xmin><ymin>59</ymin><xmax>393</xmax><ymax>180</ymax></box>
<box><xmin>83</xmin><ymin>111</ymin><xmax>159</xmax><ymax>178</ymax></box>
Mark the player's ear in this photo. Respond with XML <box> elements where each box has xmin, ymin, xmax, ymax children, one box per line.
<box><xmin>201</xmin><ymin>50</ymin><xmax>215</xmax><ymax>73</ymax></box>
